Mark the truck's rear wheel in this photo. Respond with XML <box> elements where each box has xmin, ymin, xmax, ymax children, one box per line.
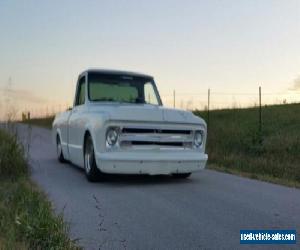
<box><xmin>57</xmin><ymin>135</ymin><xmax>67</xmax><ymax>163</ymax></box>
<box><xmin>84</xmin><ymin>135</ymin><xmax>102</xmax><ymax>182</ymax></box>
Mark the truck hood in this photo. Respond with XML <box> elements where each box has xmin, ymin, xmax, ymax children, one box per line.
<box><xmin>88</xmin><ymin>103</ymin><xmax>205</xmax><ymax>125</ymax></box>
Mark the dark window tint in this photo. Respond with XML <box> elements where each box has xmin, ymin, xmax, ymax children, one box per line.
<box><xmin>76</xmin><ymin>76</ymin><xmax>86</xmax><ymax>106</ymax></box>
<box><xmin>88</xmin><ymin>73</ymin><xmax>161</xmax><ymax>105</ymax></box>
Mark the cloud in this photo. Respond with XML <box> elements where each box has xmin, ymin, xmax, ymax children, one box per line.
<box><xmin>289</xmin><ymin>75</ymin><xmax>300</xmax><ymax>91</ymax></box>
<box><xmin>0</xmin><ymin>87</ymin><xmax>47</xmax><ymax>104</ymax></box>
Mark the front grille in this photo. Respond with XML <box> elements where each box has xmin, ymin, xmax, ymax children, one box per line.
<box><xmin>131</xmin><ymin>141</ymin><xmax>184</xmax><ymax>147</ymax></box>
<box><xmin>119</xmin><ymin>126</ymin><xmax>194</xmax><ymax>150</ymax></box>
<box><xmin>122</xmin><ymin>128</ymin><xmax>191</xmax><ymax>135</ymax></box>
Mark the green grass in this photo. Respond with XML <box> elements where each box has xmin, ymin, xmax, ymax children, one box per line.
<box><xmin>0</xmin><ymin>130</ymin><xmax>28</xmax><ymax>179</ymax></box>
<box><xmin>194</xmin><ymin>103</ymin><xmax>300</xmax><ymax>188</ymax></box>
<box><xmin>0</xmin><ymin>129</ymin><xmax>80</xmax><ymax>249</ymax></box>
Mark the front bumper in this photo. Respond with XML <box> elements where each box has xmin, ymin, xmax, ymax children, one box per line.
<box><xmin>95</xmin><ymin>151</ymin><xmax>208</xmax><ymax>175</ymax></box>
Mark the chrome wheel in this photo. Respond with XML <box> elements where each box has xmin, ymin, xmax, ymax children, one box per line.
<box><xmin>84</xmin><ymin>138</ymin><xmax>93</xmax><ymax>174</ymax></box>
<box><xmin>84</xmin><ymin>135</ymin><xmax>102</xmax><ymax>182</ymax></box>
<box><xmin>57</xmin><ymin>135</ymin><xmax>66</xmax><ymax>163</ymax></box>
<box><xmin>57</xmin><ymin>139</ymin><xmax>62</xmax><ymax>158</ymax></box>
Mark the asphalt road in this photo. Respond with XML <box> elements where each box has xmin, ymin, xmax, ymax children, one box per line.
<box><xmin>17</xmin><ymin>124</ymin><xmax>300</xmax><ymax>249</ymax></box>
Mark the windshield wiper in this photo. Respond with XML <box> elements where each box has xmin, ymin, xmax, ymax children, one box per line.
<box><xmin>92</xmin><ymin>98</ymin><xmax>115</xmax><ymax>102</ymax></box>
<box><xmin>92</xmin><ymin>98</ymin><xmax>149</xmax><ymax>105</ymax></box>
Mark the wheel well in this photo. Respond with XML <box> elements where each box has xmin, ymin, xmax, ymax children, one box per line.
<box><xmin>56</xmin><ymin>133</ymin><xmax>60</xmax><ymax>143</ymax></box>
<box><xmin>83</xmin><ymin>131</ymin><xmax>91</xmax><ymax>152</ymax></box>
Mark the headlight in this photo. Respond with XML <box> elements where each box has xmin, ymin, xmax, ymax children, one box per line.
<box><xmin>194</xmin><ymin>130</ymin><xmax>203</xmax><ymax>148</ymax></box>
<box><xmin>106</xmin><ymin>127</ymin><xmax>119</xmax><ymax>147</ymax></box>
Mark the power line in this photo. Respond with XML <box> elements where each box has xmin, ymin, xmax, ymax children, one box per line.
<box><xmin>161</xmin><ymin>91</ymin><xmax>300</xmax><ymax>97</ymax></box>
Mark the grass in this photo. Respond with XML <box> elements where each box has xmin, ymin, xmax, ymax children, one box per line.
<box><xmin>0</xmin><ymin>130</ymin><xmax>28</xmax><ymax>179</ymax></box>
<box><xmin>194</xmin><ymin>103</ymin><xmax>300</xmax><ymax>188</ymax></box>
<box><xmin>0</xmin><ymin>129</ymin><xmax>79</xmax><ymax>249</ymax></box>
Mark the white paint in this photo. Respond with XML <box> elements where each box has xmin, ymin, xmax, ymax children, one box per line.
<box><xmin>52</xmin><ymin>70</ymin><xmax>208</xmax><ymax>174</ymax></box>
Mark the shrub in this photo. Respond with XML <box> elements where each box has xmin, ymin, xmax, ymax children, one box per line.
<box><xmin>0</xmin><ymin>130</ymin><xmax>28</xmax><ymax>179</ymax></box>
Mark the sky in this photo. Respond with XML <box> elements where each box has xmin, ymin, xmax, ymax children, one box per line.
<box><xmin>0</xmin><ymin>0</ymin><xmax>300</xmax><ymax>118</ymax></box>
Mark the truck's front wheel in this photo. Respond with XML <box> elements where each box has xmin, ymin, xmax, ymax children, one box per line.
<box><xmin>57</xmin><ymin>135</ymin><xmax>67</xmax><ymax>163</ymax></box>
<box><xmin>84</xmin><ymin>135</ymin><xmax>102</xmax><ymax>182</ymax></box>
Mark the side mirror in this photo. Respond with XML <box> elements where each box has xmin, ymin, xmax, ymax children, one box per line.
<box><xmin>67</xmin><ymin>107</ymin><xmax>73</xmax><ymax>111</ymax></box>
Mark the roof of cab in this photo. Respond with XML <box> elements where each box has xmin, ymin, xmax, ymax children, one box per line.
<box><xmin>81</xmin><ymin>69</ymin><xmax>153</xmax><ymax>79</ymax></box>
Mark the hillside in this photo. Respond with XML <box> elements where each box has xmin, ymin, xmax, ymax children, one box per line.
<box><xmin>194</xmin><ymin>103</ymin><xmax>300</xmax><ymax>187</ymax></box>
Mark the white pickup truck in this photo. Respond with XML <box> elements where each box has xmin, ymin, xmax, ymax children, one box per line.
<box><xmin>52</xmin><ymin>69</ymin><xmax>208</xmax><ymax>181</ymax></box>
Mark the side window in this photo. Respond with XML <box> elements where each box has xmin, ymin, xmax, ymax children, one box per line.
<box><xmin>76</xmin><ymin>76</ymin><xmax>86</xmax><ymax>106</ymax></box>
<box><xmin>144</xmin><ymin>82</ymin><xmax>159</xmax><ymax>105</ymax></box>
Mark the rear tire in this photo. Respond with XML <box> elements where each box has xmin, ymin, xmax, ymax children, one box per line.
<box><xmin>57</xmin><ymin>135</ymin><xmax>67</xmax><ymax>163</ymax></box>
<box><xmin>84</xmin><ymin>134</ymin><xmax>103</xmax><ymax>182</ymax></box>
<box><xmin>172</xmin><ymin>173</ymin><xmax>191</xmax><ymax>179</ymax></box>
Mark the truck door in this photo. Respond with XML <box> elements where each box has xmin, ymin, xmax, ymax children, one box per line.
<box><xmin>68</xmin><ymin>75</ymin><xmax>86</xmax><ymax>167</ymax></box>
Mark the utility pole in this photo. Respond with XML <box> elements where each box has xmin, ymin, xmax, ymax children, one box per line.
<box><xmin>173</xmin><ymin>90</ymin><xmax>176</xmax><ymax>108</ymax></box>
<box><xmin>259</xmin><ymin>86</ymin><xmax>262</xmax><ymax>135</ymax></box>
<box><xmin>207</xmin><ymin>88</ymin><xmax>210</xmax><ymax>128</ymax></box>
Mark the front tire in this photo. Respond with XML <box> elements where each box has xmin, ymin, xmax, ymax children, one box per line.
<box><xmin>172</xmin><ymin>173</ymin><xmax>191</xmax><ymax>179</ymax></box>
<box><xmin>84</xmin><ymin>135</ymin><xmax>102</xmax><ymax>182</ymax></box>
<box><xmin>57</xmin><ymin>135</ymin><xmax>67</xmax><ymax>163</ymax></box>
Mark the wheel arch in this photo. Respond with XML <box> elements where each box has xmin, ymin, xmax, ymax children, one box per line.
<box><xmin>56</xmin><ymin>130</ymin><xmax>61</xmax><ymax>141</ymax></box>
<box><xmin>54</xmin><ymin>128</ymin><xmax>63</xmax><ymax>145</ymax></box>
<box><xmin>83</xmin><ymin>130</ymin><xmax>92</xmax><ymax>153</ymax></box>
<box><xmin>83</xmin><ymin>121</ymin><xmax>98</xmax><ymax>153</ymax></box>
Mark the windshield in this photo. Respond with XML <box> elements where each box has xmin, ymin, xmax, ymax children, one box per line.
<box><xmin>88</xmin><ymin>73</ymin><xmax>162</xmax><ymax>105</ymax></box>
